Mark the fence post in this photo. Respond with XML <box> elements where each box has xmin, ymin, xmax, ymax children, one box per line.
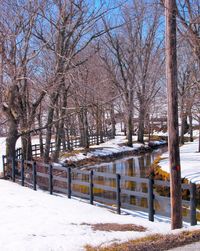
<box><xmin>190</xmin><ymin>182</ymin><xmax>197</xmax><ymax>226</ymax></box>
<box><xmin>33</xmin><ymin>162</ymin><xmax>37</xmax><ymax>191</ymax></box>
<box><xmin>21</xmin><ymin>159</ymin><xmax>24</xmax><ymax>186</ymax></box>
<box><xmin>12</xmin><ymin>157</ymin><xmax>15</xmax><ymax>182</ymax></box>
<box><xmin>2</xmin><ymin>155</ymin><xmax>6</xmax><ymax>179</ymax></box>
<box><xmin>89</xmin><ymin>170</ymin><xmax>94</xmax><ymax>205</ymax></box>
<box><xmin>116</xmin><ymin>173</ymin><xmax>121</xmax><ymax>214</ymax></box>
<box><xmin>49</xmin><ymin>165</ymin><xmax>53</xmax><ymax>195</ymax></box>
<box><xmin>148</xmin><ymin>178</ymin><xmax>154</xmax><ymax>222</ymax></box>
<box><xmin>67</xmin><ymin>167</ymin><xmax>71</xmax><ymax>198</ymax></box>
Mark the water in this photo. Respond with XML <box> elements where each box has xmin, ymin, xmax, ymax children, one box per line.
<box><xmin>89</xmin><ymin>146</ymin><xmax>170</xmax><ymax>213</ymax></box>
<box><xmin>93</xmin><ymin>146</ymin><xmax>167</xmax><ymax>178</ymax></box>
<box><xmin>71</xmin><ymin>146</ymin><xmax>197</xmax><ymax>221</ymax></box>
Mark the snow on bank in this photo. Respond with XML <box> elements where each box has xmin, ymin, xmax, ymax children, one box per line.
<box><xmin>59</xmin><ymin>136</ymin><xmax>146</xmax><ymax>164</ymax></box>
<box><xmin>160</xmin><ymin>140</ymin><xmax>200</xmax><ymax>184</ymax></box>
<box><xmin>0</xmin><ymin>180</ymin><xmax>194</xmax><ymax>251</ymax></box>
<box><xmin>153</xmin><ymin>130</ymin><xmax>199</xmax><ymax>138</ymax></box>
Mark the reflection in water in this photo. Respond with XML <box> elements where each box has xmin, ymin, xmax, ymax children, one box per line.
<box><xmin>95</xmin><ymin>147</ymin><xmax>167</xmax><ymax>177</ymax></box>
<box><xmin>73</xmin><ymin>146</ymin><xmax>197</xmax><ymax>221</ymax></box>
<box><xmin>89</xmin><ymin>146</ymin><xmax>171</xmax><ymax>215</ymax></box>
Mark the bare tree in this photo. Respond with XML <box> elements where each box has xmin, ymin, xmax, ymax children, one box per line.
<box><xmin>176</xmin><ymin>0</ymin><xmax>200</xmax><ymax>62</ymax></box>
<box><xmin>101</xmin><ymin>0</ymin><xmax>163</xmax><ymax>145</ymax></box>
<box><xmin>33</xmin><ymin>0</ymin><xmax>118</xmax><ymax>161</ymax></box>
<box><xmin>0</xmin><ymin>1</ymin><xmax>45</xmax><ymax>162</ymax></box>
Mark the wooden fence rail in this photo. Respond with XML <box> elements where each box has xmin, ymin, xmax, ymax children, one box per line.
<box><xmin>13</xmin><ymin>134</ymin><xmax>112</xmax><ymax>160</ymax></box>
<box><xmin>2</xmin><ymin>156</ymin><xmax>197</xmax><ymax>226</ymax></box>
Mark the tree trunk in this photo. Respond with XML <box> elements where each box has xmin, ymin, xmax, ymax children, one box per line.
<box><xmin>61</xmin><ymin>127</ymin><xmax>66</xmax><ymax>151</ymax></box>
<box><xmin>165</xmin><ymin>0</ymin><xmax>182</xmax><ymax>229</ymax></box>
<box><xmin>21</xmin><ymin>133</ymin><xmax>32</xmax><ymax>160</ymax></box>
<box><xmin>188</xmin><ymin>112</ymin><xmax>193</xmax><ymax>142</ymax></box>
<box><xmin>124</xmin><ymin>122</ymin><xmax>127</xmax><ymax>136</ymax></box>
<box><xmin>96</xmin><ymin>107</ymin><xmax>99</xmax><ymax>145</ymax></box>
<box><xmin>66</xmin><ymin>124</ymin><xmax>71</xmax><ymax>150</ymax></box>
<box><xmin>39</xmin><ymin>130</ymin><xmax>44</xmax><ymax>157</ymax></box>
<box><xmin>37</xmin><ymin>107</ymin><xmax>44</xmax><ymax>157</ymax></box>
<box><xmin>110</xmin><ymin>103</ymin><xmax>116</xmax><ymax>139</ymax></box>
<box><xmin>78</xmin><ymin>108</ymin><xmax>86</xmax><ymax>147</ymax></box>
<box><xmin>6</xmin><ymin>119</ymin><xmax>18</xmax><ymax>175</ymax></box>
<box><xmin>199</xmin><ymin>118</ymin><xmax>200</xmax><ymax>152</ymax></box>
<box><xmin>180</xmin><ymin>112</ymin><xmax>187</xmax><ymax>145</ymax></box>
<box><xmin>137</xmin><ymin>102</ymin><xmax>145</xmax><ymax>144</ymax></box>
<box><xmin>83</xmin><ymin>108</ymin><xmax>89</xmax><ymax>149</ymax></box>
<box><xmin>127</xmin><ymin>106</ymin><xmax>133</xmax><ymax>147</ymax></box>
<box><xmin>147</xmin><ymin>114</ymin><xmax>151</xmax><ymax>142</ymax></box>
<box><xmin>78</xmin><ymin>107</ymin><xmax>89</xmax><ymax>148</ymax></box>
<box><xmin>99</xmin><ymin>109</ymin><xmax>104</xmax><ymax>144</ymax></box>
<box><xmin>53</xmin><ymin>90</ymin><xmax>68</xmax><ymax>161</ymax></box>
<box><xmin>44</xmin><ymin>93</ymin><xmax>59</xmax><ymax>162</ymax></box>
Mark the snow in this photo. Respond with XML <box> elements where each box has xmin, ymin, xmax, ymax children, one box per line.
<box><xmin>0</xmin><ymin>179</ymin><xmax>198</xmax><ymax>251</ymax></box>
<box><xmin>0</xmin><ymin>137</ymin><xmax>41</xmax><ymax>174</ymax></box>
<box><xmin>59</xmin><ymin>136</ymin><xmax>146</xmax><ymax>164</ymax></box>
<box><xmin>160</xmin><ymin>140</ymin><xmax>200</xmax><ymax>184</ymax></box>
<box><xmin>0</xmin><ymin>133</ymin><xmax>200</xmax><ymax>250</ymax></box>
<box><xmin>148</xmin><ymin>140</ymin><xmax>167</xmax><ymax>147</ymax></box>
<box><xmin>153</xmin><ymin>130</ymin><xmax>199</xmax><ymax>138</ymax></box>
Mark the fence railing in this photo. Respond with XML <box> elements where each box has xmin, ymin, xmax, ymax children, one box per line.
<box><xmin>2</xmin><ymin>156</ymin><xmax>198</xmax><ymax>226</ymax></box>
<box><xmin>14</xmin><ymin>134</ymin><xmax>112</xmax><ymax>160</ymax></box>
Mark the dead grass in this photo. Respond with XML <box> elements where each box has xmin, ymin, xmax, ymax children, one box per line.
<box><xmin>85</xmin><ymin>229</ymin><xmax>200</xmax><ymax>251</ymax></box>
<box><xmin>60</xmin><ymin>149</ymin><xmax>87</xmax><ymax>158</ymax></box>
<box><xmin>81</xmin><ymin>223</ymin><xmax>146</xmax><ymax>232</ymax></box>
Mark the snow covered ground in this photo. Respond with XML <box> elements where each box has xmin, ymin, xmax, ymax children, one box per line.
<box><xmin>0</xmin><ymin>132</ymin><xmax>200</xmax><ymax>250</ymax></box>
<box><xmin>160</xmin><ymin>140</ymin><xmax>200</xmax><ymax>184</ymax></box>
<box><xmin>0</xmin><ymin>179</ymin><xmax>198</xmax><ymax>251</ymax></box>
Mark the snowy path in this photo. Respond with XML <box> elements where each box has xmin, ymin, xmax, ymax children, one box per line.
<box><xmin>0</xmin><ymin>180</ymin><xmax>174</xmax><ymax>251</ymax></box>
<box><xmin>160</xmin><ymin>140</ymin><xmax>200</xmax><ymax>184</ymax></box>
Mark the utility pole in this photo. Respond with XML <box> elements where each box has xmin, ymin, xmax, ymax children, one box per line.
<box><xmin>165</xmin><ymin>0</ymin><xmax>182</xmax><ymax>229</ymax></box>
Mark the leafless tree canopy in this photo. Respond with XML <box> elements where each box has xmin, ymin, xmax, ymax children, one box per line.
<box><xmin>0</xmin><ymin>0</ymin><xmax>199</xmax><ymax>161</ymax></box>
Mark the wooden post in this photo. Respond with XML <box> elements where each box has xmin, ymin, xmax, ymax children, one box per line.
<box><xmin>21</xmin><ymin>159</ymin><xmax>24</xmax><ymax>186</ymax></box>
<box><xmin>148</xmin><ymin>178</ymin><xmax>154</xmax><ymax>222</ymax></box>
<box><xmin>190</xmin><ymin>182</ymin><xmax>197</xmax><ymax>226</ymax></box>
<box><xmin>12</xmin><ymin>157</ymin><xmax>15</xmax><ymax>182</ymax></box>
<box><xmin>67</xmin><ymin>167</ymin><xmax>71</xmax><ymax>198</ymax></box>
<box><xmin>165</xmin><ymin>0</ymin><xmax>182</xmax><ymax>229</ymax></box>
<box><xmin>116</xmin><ymin>174</ymin><xmax>121</xmax><ymax>214</ymax></box>
<box><xmin>49</xmin><ymin>165</ymin><xmax>53</xmax><ymax>195</ymax></box>
<box><xmin>18</xmin><ymin>148</ymin><xmax>21</xmax><ymax>159</ymax></box>
<box><xmin>2</xmin><ymin>155</ymin><xmax>6</xmax><ymax>178</ymax></box>
<box><xmin>89</xmin><ymin>170</ymin><xmax>94</xmax><ymax>205</ymax></box>
<box><xmin>33</xmin><ymin>162</ymin><xmax>37</xmax><ymax>191</ymax></box>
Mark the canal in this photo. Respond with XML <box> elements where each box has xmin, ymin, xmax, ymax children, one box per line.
<box><xmin>71</xmin><ymin>145</ymin><xmax>198</xmax><ymax>222</ymax></box>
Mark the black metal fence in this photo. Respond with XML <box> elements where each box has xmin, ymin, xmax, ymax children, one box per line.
<box><xmin>2</xmin><ymin>156</ymin><xmax>198</xmax><ymax>226</ymax></box>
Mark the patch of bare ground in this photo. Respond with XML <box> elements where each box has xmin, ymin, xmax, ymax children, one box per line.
<box><xmin>85</xmin><ymin>229</ymin><xmax>200</xmax><ymax>251</ymax></box>
<box><xmin>81</xmin><ymin>223</ymin><xmax>146</xmax><ymax>232</ymax></box>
